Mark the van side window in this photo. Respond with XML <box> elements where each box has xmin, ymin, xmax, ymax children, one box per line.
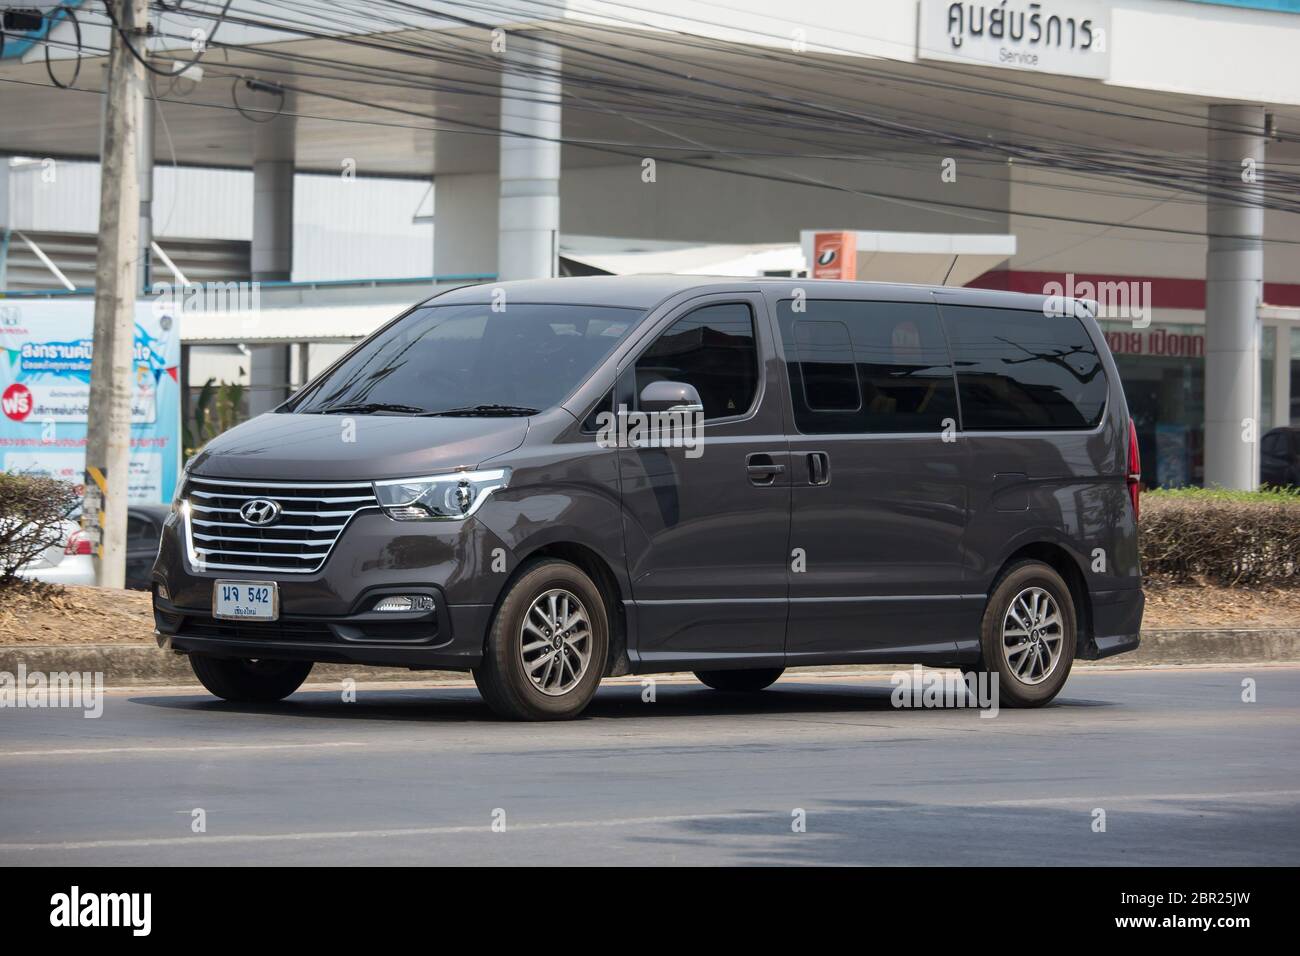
<box><xmin>941</xmin><ymin>305</ymin><xmax>1107</xmax><ymax>430</ymax></box>
<box><xmin>776</xmin><ymin>300</ymin><xmax>957</xmax><ymax>434</ymax></box>
<box><xmin>635</xmin><ymin>303</ymin><xmax>759</xmax><ymax>420</ymax></box>
<box><xmin>794</xmin><ymin>320</ymin><xmax>861</xmax><ymax>412</ymax></box>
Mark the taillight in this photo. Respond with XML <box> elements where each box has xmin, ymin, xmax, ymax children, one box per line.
<box><xmin>64</xmin><ymin>529</ymin><xmax>93</xmax><ymax>556</ymax></box>
<box><xmin>1126</xmin><ymin>419</ymin><xmax>1141</xmax><ymax>521</ymax></box>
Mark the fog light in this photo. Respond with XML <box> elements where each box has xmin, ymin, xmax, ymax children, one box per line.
<box><xmin>373</xmin><ymin>595</ymin><xmax>433</xmax><ymax>613</ymax></box>
<box><xmin>157</xmin><ymin>584</ymin><xmax>171</xmax><ymax>603</ymax></box>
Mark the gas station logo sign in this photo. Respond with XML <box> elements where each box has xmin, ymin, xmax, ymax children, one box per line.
<box><xmin>812</xmin><ymin>232</ymin><xmax>857</xmax><ymax>280</ymax></box>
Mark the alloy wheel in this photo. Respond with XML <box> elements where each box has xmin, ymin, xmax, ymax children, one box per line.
<box><xmin>1000</xmin><ymin>586</ymin><xmax>1065</xmax><ymax>686</ymax></box>
<box><xmin>518</xmin><ymin>588</ymin><xmax>593</xmax><ymax>696</ymax></box>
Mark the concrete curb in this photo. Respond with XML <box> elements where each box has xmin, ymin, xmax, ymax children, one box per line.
<box><xmin>1</xmin><ymin>628</ymin><xmax>1297</xmax><ymax>685</ymax></box>
<box><xmin>0</xmin><ymin>644</ymin><xmax>461</xmax><ymax>685</ymax></box>
<box><xmin>1085</xmin><ymin>628</ymin><xmax>1300</xmax><ymax>667</ymax></box>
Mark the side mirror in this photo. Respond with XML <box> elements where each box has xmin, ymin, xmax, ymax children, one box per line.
<box><xmin>639</xmin><ymin>380</ymin><xmax>703</xmax><ymax>414</ymax></box>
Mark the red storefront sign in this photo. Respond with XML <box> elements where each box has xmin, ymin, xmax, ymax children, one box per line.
<box><xmin>1104</xmin><ymin>328</ymin><xmax>1205</xmax><ymax>358</ymax></box>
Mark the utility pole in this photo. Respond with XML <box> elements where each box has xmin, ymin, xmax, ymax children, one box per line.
<box><xmin>86</xmin><ymin>0</ymin><xmax>149</xmax><ymax>588</ymax></box>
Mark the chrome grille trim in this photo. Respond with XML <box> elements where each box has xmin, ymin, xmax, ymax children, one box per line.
<box><xmin>182</xmin><ymin>475</ymin><xmax>379</xmax><ymax>574</ymax></box>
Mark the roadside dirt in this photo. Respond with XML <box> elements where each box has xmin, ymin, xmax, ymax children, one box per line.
<box><xmin>0</xmin><ymin>581</ymin><xmax>1297</xmax><ymax>646</ymax></box>
<box><xmin>1141</xmin><ymin>585</ymin><xmax>1300</xmax><ymax>630</ymax></box>
<box><xmin>0</xmin><ymin>581</ymin><xmax>153</xmax><ymax>645</ymax></box>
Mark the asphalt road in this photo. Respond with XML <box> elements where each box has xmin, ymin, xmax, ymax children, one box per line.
<box><xmin>2</xmin><ymin>666</ymin><xmax>1298</xmax><ymax>866</ymax></box>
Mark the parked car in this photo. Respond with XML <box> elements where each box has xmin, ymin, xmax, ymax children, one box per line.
<box><xmin>12</xmin><ymin>518</ymin><xmax>92</xmax><ymax>586</ymax></box>
<box><xmin>18</xmin><ymin>505</ymin><xmax>169</xmax><ymax>590</ymax></box>
<box><xmin>1261</xmin><ymin>426</ymin><xmax>1300</xmax><ymax>488</ymax></box>
<box><xmin>152</xmin><ymin>277</ymin><xmax>1144</xmax><ymax>719</ymax></box>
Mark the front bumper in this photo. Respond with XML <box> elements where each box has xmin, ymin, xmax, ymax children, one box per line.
<box><xmin>151</xmin><ymin>508</ymin><xmax>507</xmax><ymax>670</ymax></box>
<box><xmin>154</xmin><ymin>586</ymin><xmax>493</xmax><ymax>670</ymax></box>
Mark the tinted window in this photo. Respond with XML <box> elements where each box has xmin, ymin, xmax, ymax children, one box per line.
<box><xmin>289</xmin><ymin>304</ymin><xmax>641</xmax><ymax>415</ymax></box>
<box><xmin>635</xmin><ymin>303</ymin><xmax>758</xmax><ymax>420</ymax></box>
<box><xmin>127</xmin><ymin>514</ymin><xmax>155</xmax><ymax>544</ymax></box>
<box><xmin>941</xmin><ymin>305</ymin><xmax>1107</xmax><ymax>430</ymax></box>
<box><xmin>776</xmin><ymin>300</ymin><xmax>958</xmax><ymax>434</ymax></box>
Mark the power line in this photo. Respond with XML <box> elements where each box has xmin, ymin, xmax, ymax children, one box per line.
<box><xmin>19</xmin><ymin>1</ymin><xmax>1300</xmax><ymax>241</ymax></box>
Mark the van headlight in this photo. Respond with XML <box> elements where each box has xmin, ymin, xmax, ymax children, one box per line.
<box><xmin>373</xmin><ymin>468</ymin><xmax>510</xmax><ymax>521</ymax></box>
<box><xmin>171</xmin><ymin>456</ymin><xmax>195</xmax><ymax>514</ymax></box>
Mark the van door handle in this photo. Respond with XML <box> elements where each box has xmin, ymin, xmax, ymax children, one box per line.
<box><xmin>746</xmin><ymin>453</ymin><xmax>785</xmax><ymax>485</ymax></box>
<box><xmin>807</xmin><ymin>452</ymin><xmax>830</xmax><ymax>486</ymax></box>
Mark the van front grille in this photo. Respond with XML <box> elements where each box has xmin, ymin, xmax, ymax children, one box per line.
<box><xmin>183</xmin><ymin>475</ymin><xmax>378</xmax><ymax>574</ymax></box>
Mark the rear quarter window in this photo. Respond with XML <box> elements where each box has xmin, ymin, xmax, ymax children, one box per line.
<box><xmin>939</xmin><ymin>305</ymin><xmax>1107</xmax><ymax>430</ymax></box>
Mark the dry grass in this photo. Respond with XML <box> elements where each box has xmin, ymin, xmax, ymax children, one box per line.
<box><xmin>0</xmin><ymin>581</ymin><xmax>153</xmax><ymax>645</ymax></box>
<box><xmin>1141</xmin><ymin>583</ymin><xmax>1300</xmax><ymax>630</ymax></box>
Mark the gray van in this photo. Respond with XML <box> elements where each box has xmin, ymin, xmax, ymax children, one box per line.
<box><xmin>152</xmin><ymin>277</ymin><xmax>1144</xmax><ymax>720</ymax></box>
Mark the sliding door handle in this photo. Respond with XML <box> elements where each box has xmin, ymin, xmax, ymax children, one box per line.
<box><xmin>746</xmin><ymin>453</ymin><xmax>785</xmax><ymax>486</ymax></box>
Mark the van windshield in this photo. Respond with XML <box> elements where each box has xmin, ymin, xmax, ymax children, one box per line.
<box><xmin>287</xmin><ymin>303</ymin><xmax>642</xmax><ymax>416</ymax></box>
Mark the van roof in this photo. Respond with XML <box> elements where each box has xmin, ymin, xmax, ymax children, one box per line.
<box><xmin>421</xmin><ymin>275</ymin><xmax>1092</xmax><ymax>315</ymax></box>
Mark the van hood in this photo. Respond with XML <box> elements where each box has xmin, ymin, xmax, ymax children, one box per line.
<box><xmin>188</xmin><ymin>412</ymin><xmax>529</xmax><ymax>482</ymax></box>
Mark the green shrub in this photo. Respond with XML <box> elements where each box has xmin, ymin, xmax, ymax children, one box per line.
<box><xmin>1140</xmin><ymin>486</ymin><xmax>1300</xmax><ymax>586</ymax></box>
<box><xmin>0</xmin><ymin>473</ymin><xmax>80</xmax><ymax>585</ymax></box>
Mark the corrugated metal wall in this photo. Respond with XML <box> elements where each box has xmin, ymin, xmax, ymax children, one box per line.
<box><xmin>3</xmin><ymin>159</ymin><xmax>432</xmax><ymax>285</ymax></box>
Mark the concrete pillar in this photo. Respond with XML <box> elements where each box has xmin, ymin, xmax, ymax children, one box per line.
<box><xmin>1204</xmin><ymin>104</ymin><xmax>1266</xmax><ymax>491</ymax></box>
<box><xmin>248</xmin><ymin>344</ymin><xmax>291</xmax><ymax>416</ymax></box>
<box><xmin>433</xmin><ymin>172</ymin><xmax>499</xmax><ymax>278</ymax></box>
<box><xmin>497</xmin><ymin>37</ymin><xmax>561</xmax><ymax>282</ymax></box>
<box><xmin>250</xmin><ymin>89</ymin><xmax>295</xmax><ymax>281</ymax></box>
<box><xmin>248</xmin><ymin>94</ymin><xmax>295</xmax><ymax>415</ymax></box>
<box><xmin>0</xmin><ymin>157</ymin><xmax>10</xmax><ymax>289</ymax></box>
<box><xmin>138</xmin><ymin>90</ymin><xmax>154</xmax><ymax>293</ymax></box>
<box><xmin>252</xmin><ymin>162</ymin><xmax>293</xmax><ymax>282</ymax></box>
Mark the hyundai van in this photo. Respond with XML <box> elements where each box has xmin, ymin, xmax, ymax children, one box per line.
<box><xmin>152</xmin><ymin>277</ymin><xmax>1144</xmax><ymax>719</ymax></box>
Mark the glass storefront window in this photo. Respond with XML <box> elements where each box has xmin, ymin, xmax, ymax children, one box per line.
<box><xmin>1292</xmin><ymin>326</ymin><xmax>1300</xmax><ymax>426</ymax></box>
<box><xmin>1261</xmin><ymin>325</ymin><xmax>1275</xmax><ymax>428</ymax></box>
<box><xmin>1100</xmin><ymin>320</ymin><xmax>1205</xmax><ymax>488</ymax></box>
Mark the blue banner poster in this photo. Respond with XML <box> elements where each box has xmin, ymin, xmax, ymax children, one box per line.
<box><xmin>0</xmin><ymin>299</ymin><xmax>181</xmax><ymax>504</ymax></box>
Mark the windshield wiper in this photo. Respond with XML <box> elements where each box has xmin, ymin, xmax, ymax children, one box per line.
<box><xmin>420</xmin><ymin>404</ymin><xmax>540</xmax><ymax>417</ymax></box>
<box><xmin>315</xmin><ymin>402</ymin><xmax>429</xmax><ymax>416</ymax></box>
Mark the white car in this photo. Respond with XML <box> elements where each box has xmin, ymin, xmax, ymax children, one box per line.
<box><xmin>14</xmin><ymin>519</ymin><xmax>96</xmax><ymax>586</ymax></box>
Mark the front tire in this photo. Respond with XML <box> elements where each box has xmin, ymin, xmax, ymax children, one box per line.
<box><xmin>970</xmin><ymin>560</ymin><xmax>1077</xmax><ymax>708</ymax></box>
<box><xmin>472</xmin><ymin>559</ymin><xmax>609</xmax><ymax>720</ymax></box>
<box><xmin>694</xmin><ymin>668</ymin><xmax>784</xmax><ymax>692</ymax></box>
<box><xmin>189</xmin><ymin>654</ymin><xmax>313</xmax><ymax>702</ymax></box>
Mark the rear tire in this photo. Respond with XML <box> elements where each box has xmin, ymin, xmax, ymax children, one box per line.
<box><xmin>189</xmin><ymin>654</ymin><xmax>313</xmax><ymax>702</ymax></box>
<box><xmin>472</xmin><ymin>559</ymin><xmax>609</xmax><ymax>721</ymax></box>
<box><xmin>694</xmin><ymin>668</ymin><xmax>784</xmax><ymax>692</ymax></box>
<box><xmin>968</xmin><ymin>560</ymin><xmax>1077</xmax><ymax>708</ymax></box>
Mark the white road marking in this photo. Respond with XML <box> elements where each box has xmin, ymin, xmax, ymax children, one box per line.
<box><xmin>3</xmin><ymin>790</ymin><xmax>1298</xmax><ymax>852</ymax></box>
<box><xmin>0</xmin><ymin>811</ymin><xmax>765</xmax><ymax>851</ymax></box>
<box><xmin>978</xmin><ymin>788</ymin><xmax>1300</xmax><ymax>807</ymax></box>
<box><xmin>0</xmin><ymin>741</ymin><xmax>367</xmax><ymax>759</ymax></box>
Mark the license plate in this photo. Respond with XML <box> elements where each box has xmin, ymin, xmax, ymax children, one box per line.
<box><xmin>213</xmin><ymin>580</ymin><xmax>279</xmax><ymax>621</ymax></box>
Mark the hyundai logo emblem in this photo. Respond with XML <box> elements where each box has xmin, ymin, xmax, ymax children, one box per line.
<box><xmin>239</xmin><ymin>498</ymin><xmax>282</xmax><ymax>526</ymax></box>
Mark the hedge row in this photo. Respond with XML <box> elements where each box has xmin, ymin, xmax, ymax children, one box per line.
<box><xmin>0</xmin><ymin>473</ymin><xmax>80</xmax><ymax>584</ymax></box>
<box><xmin>1140</xmin><ymin>487</ymin><xmax>1300</xmax><ymax>587</ymax></box>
